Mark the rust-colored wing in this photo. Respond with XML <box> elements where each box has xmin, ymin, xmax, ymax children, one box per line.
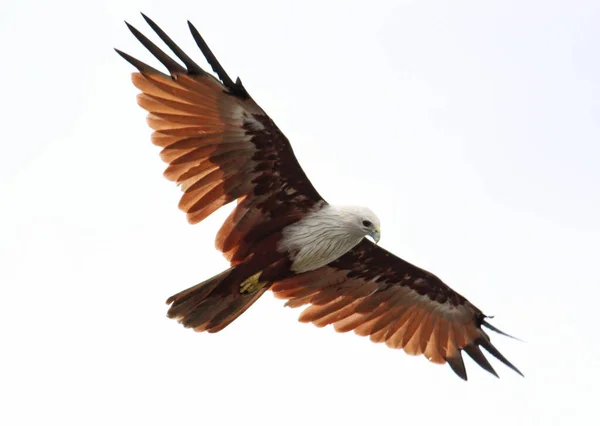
<box><xmin>271</xmin><ymin>240</ymin><xmax>522</xmax><ymax>380</ymax></box>
<box><xmin>116</xmin><ymin>15</ymin><xmax>324</xmax><ymax>263</ymax></box>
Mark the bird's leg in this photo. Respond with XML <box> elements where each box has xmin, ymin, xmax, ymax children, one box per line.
<box><xmin>240</xmin><ymin>272</ymin><xmax>266</xmax><ymax>294</ymax></box>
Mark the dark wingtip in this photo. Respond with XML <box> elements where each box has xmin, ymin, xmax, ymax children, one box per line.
<box><xmin>482</xmin><ymin>319</ymin><xmax>524</xmax><ymax>342</ymax></box>
<box><xmin>124</xmin><ymin>20</ymin><xmax>186</xmax><ymax>75</ymax></box>
<box><xmin>139</xmin><ymin>13</ymin><xmax>153</xmax><ymax>28</ymax></box>
<box><xmin>464</xmin><ymin>343</ymin><xmax>499</xmax><ymax>378</ymax></box>
<box><xmin>186</xmin><ymin>20</ymin><xmax>233</xmax><ymax>86</ymax></box>
<box><xmin>478</xmin><ymin>338</ymin><xmax>525</xmax><ymax>378</ymax></box>
<box><xmin>114</xmin><ymin>48</ymin><xmax>165</xmax><ymax>75</ymax></box>
<box><xmin>122</xmin><ymin>17</ymin><xmax>250</xmax><ymax>98</ymax></box>
<box><xmin>186</xmin><ymin>20</ymin><xmax>248</xmax><ymax>98</ymax></box>
<box><xmin>140</xmin><ymin>14</ymin><xmax>205</xmax><ymax>75</ymax></box>
<box><xmin>446</xmin><ymin>353</ymin><xmax>468</xmax><ymax>381</ymax></box>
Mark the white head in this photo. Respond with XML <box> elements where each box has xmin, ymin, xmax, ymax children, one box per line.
<box><xmin>336</xmin><ymin>205</ymin><xmax>381</xmax><ymax>243</ymax></box>
<box><xmin>279</xmin><ymin>204</ymin><xmax>382</xmax><ymax>273</ymax></box>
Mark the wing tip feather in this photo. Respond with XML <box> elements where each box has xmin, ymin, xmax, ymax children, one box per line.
<box><xmin>140</xmin><ymin>13</ymin><xmax>205</xmax><ymax>75</ymax></box>
<box><xmin>187</xmin><ymin>20</ymin><xmax>249</xmax><ymax>99</ymax></box>
<box><xmin>464</xmin><ymin>343</ymin><xmax>499</xmax><ymax>378</ymax></box>
<box><xmin>478</xmin><ymin>337</ymin><xmax>524</xmax><ymax>378</ymax></box>
<box><xmin>124</xmin><ymin>20</ymin><xmax>186</xmax><ymax>75</ymax></box>
<box><xmin>482</xmin><ymin>319</ymin><xmax>523</xmax><ymax>342</ymax></box>
<box><xmin>115</xmin><ymin>48</ymin><xmax>164</xmax><ymax>76</ymax></box>
<box><xmin>446</xmin><ymin>353</ymin><xmax>468</xmax><ymax>381</ymax></box>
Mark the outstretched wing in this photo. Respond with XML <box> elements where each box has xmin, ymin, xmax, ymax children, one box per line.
<box><xmin>116</xmin><ymin>15</ymin><xmax>324</xmax><ymax>263</ymax></box>
<box><xmin>271</xmin><ymin>240</ymin><xmax>522</xmax><ymax>380</ymax></box>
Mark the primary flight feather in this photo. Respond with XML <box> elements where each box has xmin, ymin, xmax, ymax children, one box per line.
<box><xmin>116</xmin><ymin>14</ymin><xmax>522</xmax><ymax>381</ymax></box>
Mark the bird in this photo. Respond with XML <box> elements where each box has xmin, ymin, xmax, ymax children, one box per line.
<box><xmin>116</xmin><ymin>14</ymin><xmax>522</xmax><ymax>381</ymax></box>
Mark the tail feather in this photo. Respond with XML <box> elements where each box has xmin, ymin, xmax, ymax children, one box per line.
<box><xmin>204</xmin><ymin>286</ymin><xmax>268</xmax><ymax>333</ymax></box>
<box><xmin>166</xmin><ymin>268</ymin><xmax>232</xmax><ymax>319</ymax></box>
<box><xmin>166</xmin><ymin>266</ymin><xmax>268</xmax><ymax>333</ymax></box>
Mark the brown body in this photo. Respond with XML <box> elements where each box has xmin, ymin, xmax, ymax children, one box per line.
<box><xmin>167</xmin><ymin>232</ymin><xmax>294</xmax><ymax>333</ymax></box>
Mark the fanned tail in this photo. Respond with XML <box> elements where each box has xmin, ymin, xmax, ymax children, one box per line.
<box><xmin>166</xmin><ymin>267</ymin><xmax>269</xmax><ymax>333</ymax></box>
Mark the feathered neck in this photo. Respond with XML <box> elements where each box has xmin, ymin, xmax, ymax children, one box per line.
<box><xmin>278</xmin><ymin>205</ymin><xmax>366</xmax><ymax>273</ymax></box>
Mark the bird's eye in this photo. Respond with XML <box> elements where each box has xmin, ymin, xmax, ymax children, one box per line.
<box><xmin>362</xmin><ymin>220</ymin><xmax>372</xmax><ymax>227</ymax></box>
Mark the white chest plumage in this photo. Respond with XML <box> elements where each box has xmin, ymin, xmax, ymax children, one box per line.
<box><xmin>278</xmin><ymin>205</ymin><xmax>366</xmax><ymax>273</ymax></box>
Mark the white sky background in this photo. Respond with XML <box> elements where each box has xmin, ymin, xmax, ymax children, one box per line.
<box><xmin>1</xmin><ymin>0</ymin><xmax>599</xmax><ymax>424</ymax></box>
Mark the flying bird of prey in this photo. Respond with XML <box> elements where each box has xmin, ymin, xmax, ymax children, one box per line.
<box><xmin>116</xmin><ymin>15</ymin><xmax>522</xmax><ymax>380</ymax></box>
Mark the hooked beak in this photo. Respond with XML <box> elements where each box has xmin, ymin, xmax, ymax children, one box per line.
<box><xmin>368</xmin><ymin>227</ymin><xmax>381</xmax><ymax>244</ymax></box>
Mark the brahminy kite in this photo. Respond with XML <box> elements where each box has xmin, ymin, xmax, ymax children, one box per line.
<box><xmin>116</xmin><ymin>15</ymin><xmax>522</xmax><ymax>380</ymax></box>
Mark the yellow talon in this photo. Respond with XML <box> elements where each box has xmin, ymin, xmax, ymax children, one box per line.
<box><xmin>240</xmin><ymin>272</ymin><xmax>265</xmax><ymax>294</ymax></box>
